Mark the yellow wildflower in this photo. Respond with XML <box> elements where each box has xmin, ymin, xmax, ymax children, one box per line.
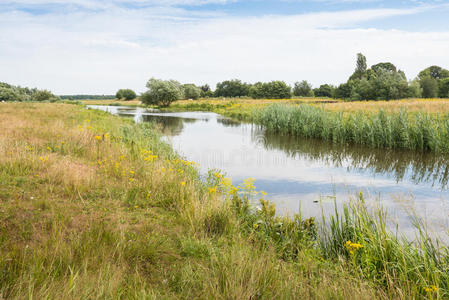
<box><xmin>39</xmin><ymin>156</ymin><xmax>48</xmax><ymax>162</ymax></box>
<box><xmin>208</xmin><ymin>186</ymin><xmax>218</xmax><ymax>194</ymax></box>
<box><xmin>424</xmin><ymin>286</ymin><xmax>438</xmax><ymax>293</ymax></box>
<box><xmin>180</xmin><ymin>181</ymin><xmax>186</xmax><ymax>186</ymax></box>
<box><xmin>94</xmin><ymin>135</ymin><xmax>102</xmax><ymax>141</ymax></box>
<box><xmin>345</xmin><ymin>241</ymin><xmax>363</xmax><ymax>255</ymax></box>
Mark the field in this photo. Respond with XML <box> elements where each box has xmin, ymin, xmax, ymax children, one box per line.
<box><xmin>1</xmin><ymin>102</ymin><xmax>449</xmax><ymax>298</ymax></box>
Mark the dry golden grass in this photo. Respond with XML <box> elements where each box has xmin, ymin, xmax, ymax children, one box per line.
<box><xmin>81</xmin><ymin>99</ymin><xmax>142</xmax><ymax>106</ymax></box>
<box><xmin>322</xmin><ymin>98</ymin><xmax>449</xmax><ymax>114</ymax></box>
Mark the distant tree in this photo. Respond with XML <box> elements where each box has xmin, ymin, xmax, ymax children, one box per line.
<box><xmin>418</xmin><ymin>66</ymin><xmax>449</xmax><ymax>80</ymax></box>
<box><xmin>0</xmin><ymin>87</ymin><xmax>20</xmax><ymax>101</ymax></box>
<box><xmin>420</xmin><ymin>76</ymin><xmax>439</xmax><ymax>98</ymax></box>
<box><xmin>200</xmin><ymin>84</ymin><xmax>213</xmax><ymax>97</ymax></box>
<box><xmin>182</xmin><ymin>84</ymin><xmax>202</xmax><ymax>100</ymax></box>
<box><xmin>313</xmin><ymin>84</ymin><xmax>335</xmax><ymax>98</ymax></box>
<box><xmin>249</xmin><ymin>82</ymin><xmax>264</xmax><ymax>99</ymax></box>
<box><xmin>293</xmin><ymin>80</ymin><xmax>313</xmax><ymax>97</ymax></box>
<box><xmin>349</xmin><ymin>53</ymin><xmax>368</xmax><ymax>80</ymax></box>
<box><xmin>408</xmin><ymin>80</ymin><xmax>422</xmax><ymax>98</ymax></box>
<box><xmin>250</xmin><ymin>81</ymin><xmax>291</xmax><ymax>99</ymax></box>
<box><xmin>116</xmin><ymin>89</ymin><xmax>137</xmax><ymax>100</ymax></box>
<box><xmin>140</xmin><ymin>78</ymin><xmax>183</xmax><ymax>107</ymax></box>
<box><xmin>371</xmin><ymin>62</ymin><xmax>397</xmax><ymax>74</ymax></box>
<box><xmin>439</xmin><ymin>78</ymin><xmax>449</xmax><ymax>98</ymax></box>
<box><xmin>214</xmin><ymin>79</ymin><xmax>250</xmax><ymax>98</ymax></box>
<box><xmin>334</xmin><ymin>82</ymin><xmax>352</xmax><ymax>99</ymax></box>
<box><xmin>33</xmin><ymin>90</ymin><xmax>55</xmax><ymax>101</ymax></box>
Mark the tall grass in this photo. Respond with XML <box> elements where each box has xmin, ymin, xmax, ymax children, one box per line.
<box><xmin>252</xmin><ymin>104</ymin><xmax>449</xmax><ymax>153</ymax></box>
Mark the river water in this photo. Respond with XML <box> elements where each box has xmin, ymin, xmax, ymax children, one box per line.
<box><xmin>88</xmin><ymin>105</ymin><xmax>449</xmax><ymax>238</ymax></box>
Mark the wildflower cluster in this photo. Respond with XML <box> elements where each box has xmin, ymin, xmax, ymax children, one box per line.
<box><xmin>141</xmin><ymin>149</ymin><xmax>158</xmax><ymax>162</ymax></box>
<box><xmin>345</xmin><ymin>241</ymin><xmax>364</xmax><ymax>255</ymax></box>
<box><xmin>424</xmin><ymin>285</ymin><xmax>438</xmax><ymax>293</ymax></box>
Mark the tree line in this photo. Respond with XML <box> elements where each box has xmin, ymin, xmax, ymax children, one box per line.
<box><xmin>0</xmin><ymin>82</ymin><xmax>59</xmax><ymax>102</ymax></box>
<box><xmin>137</xmin><ymin>53</ymin><xmax>449</xmax><ymax>106</ymax></box>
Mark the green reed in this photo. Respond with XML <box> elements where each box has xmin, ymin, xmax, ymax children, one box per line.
<box><xmin>252</xmin><ymin>104</ymin><xmax>449</xmax><ymax>153</ymax></box>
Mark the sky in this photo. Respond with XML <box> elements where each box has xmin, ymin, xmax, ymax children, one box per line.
<box><xmin>1</xmin><ymin>0</ymin><xmax>448</xmax><ymax>95</ymax></box>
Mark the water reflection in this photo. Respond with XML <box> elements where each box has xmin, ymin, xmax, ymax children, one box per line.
<box><xmin>252</xmin><ymin>129</ymin><xmax>449</xmax><ymax>190</ymax></box>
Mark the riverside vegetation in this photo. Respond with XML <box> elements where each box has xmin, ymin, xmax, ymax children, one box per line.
<box><xmin>1</xmin><ymin>102</ymin><xmax>449</xmax><ymax>298</ymax></box>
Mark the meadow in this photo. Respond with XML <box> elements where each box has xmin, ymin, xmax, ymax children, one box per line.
<box><xmin>1</xmin><ymin>102</ymin><xmax>449</xmax><ymax>298</ymax></box>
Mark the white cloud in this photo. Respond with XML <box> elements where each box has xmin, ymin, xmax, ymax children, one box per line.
<box><xmin>0</xmin><ymin>3</ymin><xmax>448</xmax><ymax>94</ymax></box>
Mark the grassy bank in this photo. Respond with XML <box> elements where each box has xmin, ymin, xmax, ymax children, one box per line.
<box><xmin>2</xmin><ymin>103</ymin><xmax>448</xmax><ymax>298</ymax></box>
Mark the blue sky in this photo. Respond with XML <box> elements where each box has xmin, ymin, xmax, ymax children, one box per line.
<box><xmin>1</xmin><ymin>0</ymin><xmax>448</xmax><ymax>94</ymax></box>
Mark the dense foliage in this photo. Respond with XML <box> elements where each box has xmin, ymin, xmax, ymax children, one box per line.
<box><xmin>214</xmin><ymin>79</ymin><xmax>250</xmax><ymax>98</ymax></box>
<box><xmin>293</xmin><ymin>80</ymin><xmax>314</xmax><ymax>97</ymax></box>
<box><xmin>249</xmin><ymin>81</ymin><xmax>291</xmax><ymax>99</ymax></box>
<box><xmin>115</xmin><ymin>89</ymin><xmax>137</xmax><ymax>100</ymax></box>
<box><xmin>140</xmin><ymin>78</ymin><xmax>183</xmax><ymax>107</ymax></box>
<box><xmin>335</xmin><ymin>53</ymin><xmax>421</xmax><ymax>100</ymax></box>
<box><xmin>0</xmin><ymin>82</ymin><xmax>59</xmax><ymax>102</ymax></box>
<box><xmin>182</xmin><ymin>84</ymin><xmax>202</xmax><ymax>100</ymax></box>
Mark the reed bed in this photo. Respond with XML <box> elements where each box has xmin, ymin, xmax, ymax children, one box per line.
<box><xmin>252</xmin><ymin>104</ymin><xmax>449</xmax><ymax>153</ymax></box>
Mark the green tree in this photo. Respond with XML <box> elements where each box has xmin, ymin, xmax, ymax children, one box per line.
<box><xmin>140</xmin><ymin>78</ymin><xmax>182</xmax><ymax>107</ymax></box>
<box><xmin>313</xmin><ymin>84</ymin><xmax>335</xmax><ymax>98</ymax></box>
<box><xmin>116</xmin><ymin>89</ymin><xmax>137</xmax><ymax>100</ymax></box>
<box><xmin>418</xmin><ymin>66</ymin><xmax>449</xmax><ymax>80</ymax></box>
<box><xmin>420</xmin><ymin>76</ymin><xmax>439</xmax><ymax>98</ymax></box>
<box><xmin>0</xmin><ymin>87</ymin><xmax>20</xmax><ymax>102</ymax></box>
<box><xmin>214</xmin><ymin>79</ymin><xmax>250</xmax><ymax>98</ymax></box>
<box><xmin>200</xmin><ymin>84</ymin><xmax>213</xmax><ymax>98</ymax></box>
<box><xmin>349</xmin><ymin>53</ymin><xmax>368</xmax><ymax>80</ymax></box>
<box><xmin>33</xmin><ymin>90</ymin><xmax>55</xmax><ymax>101</ymax></box>
<box><xmin>439</xmin><ymin>78</ymin><xmax>449</xmax><ymax>98</ymax></box>
<box><xmin>371</xmin><ymin>62</ymin><xmax>397</xmax><ymax>74</ymax></box>
<box><xmin>182</xmin><ymin>84</ymin><xmax>201</xmax><ymax>100</ymax></box>
<box><xmin>250</xmin><ymin>81</ymin><xmax>291</xmax><ymax>99</ymax></box>
<box><xmin>293</xmin><ymin>80</ymin><xmax>313</xmax><ymax>97</ymax></box>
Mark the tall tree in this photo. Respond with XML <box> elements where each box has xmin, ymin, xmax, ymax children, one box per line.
<box><xmin>293</xmin><ymin>80</ymin><xmax>313</xmax><ymax>97</ymax></box>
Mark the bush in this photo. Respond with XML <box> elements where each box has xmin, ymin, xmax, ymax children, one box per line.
<box><xmin>116</xmin><ymin>89</ymin><xmax>137</xmax><ymax>100</ymax></box>
<box><xmin>33</xmin><ymin>90</ymin><xmax>56</xmax><ymax>101</ymax></box>
<box><xmin>140</xmin><ymin>78</ymin><xmax>183</xmax><ymax>107</ymax></box>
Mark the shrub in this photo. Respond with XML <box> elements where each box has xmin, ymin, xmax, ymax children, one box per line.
<box><xmin>33</xmin><ymin>90</ymin><xmax>56</xmax><ymax>101</ymax></box>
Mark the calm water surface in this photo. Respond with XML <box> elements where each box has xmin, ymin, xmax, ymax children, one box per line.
<box><xmin>89</xmin><ymin>105</ymin><xmax>449</xmax><ymax>238</ymax></box>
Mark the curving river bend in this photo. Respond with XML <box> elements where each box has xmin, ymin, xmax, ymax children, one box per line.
<box><xmin>88</xmin><ymin>105</ymin><xmax>449</xmax><ymax>239</ymax></box>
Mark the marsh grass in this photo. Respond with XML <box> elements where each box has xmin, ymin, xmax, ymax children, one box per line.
<box><xmin>253</xmin><ymin>103</ymin><xmax>449</xmax><ymax>153</ymax></box>
<box><xmin>0</xmin><ymin>103</ymin><xmax>447</xmax><ymax>299</ymax></box>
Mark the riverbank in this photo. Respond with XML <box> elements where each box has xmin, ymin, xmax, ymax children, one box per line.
<box><xmin>1</xmin><ymin>103</ymin><xmax>448</xmax><ymax>298</ymax></box>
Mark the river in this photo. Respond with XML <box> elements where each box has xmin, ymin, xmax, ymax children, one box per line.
<box><xmin>88</xmin><ymin>105</ymin><xmax>449</xmax><ymax>239</ymax></box>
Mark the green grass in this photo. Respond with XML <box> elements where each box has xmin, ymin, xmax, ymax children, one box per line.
<box><xmin>1</xmin><ymin>103</ymin><xmax>448</xmax><ymax>299</ymax></box>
